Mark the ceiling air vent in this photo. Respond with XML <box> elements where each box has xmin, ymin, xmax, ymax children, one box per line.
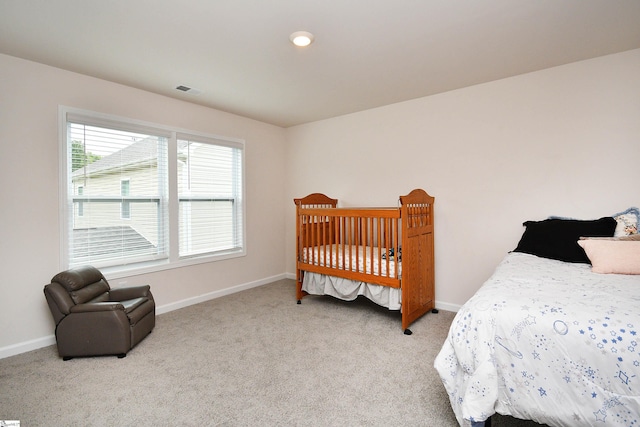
<box><xmin>175</xmin><ymin>85</ymin><xmax>202</xmax><ymax>95</ymax></box>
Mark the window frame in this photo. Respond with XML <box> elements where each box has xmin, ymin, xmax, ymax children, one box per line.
<box><xmin>59</xmin><ymin>106</ymin><xmax>246</xmax><ymax>279</ymax></box>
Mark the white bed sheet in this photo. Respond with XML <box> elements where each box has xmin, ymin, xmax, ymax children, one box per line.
<box><xmin>302</xmin><ymin>272</ymin><xmax>402</xmax><ymax>310</ymax></box>
<box><xmin>434</xmin><ymin>252</ymin><xmax>640</xmax><ymax>426</ymax></box>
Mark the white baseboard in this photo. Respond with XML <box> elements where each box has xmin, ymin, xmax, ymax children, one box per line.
<box><xmin>0</xmin><ymin>335</ymin><xmax>56</xmax><ymax>360</ymax></box>
<box><xmin>155</xmin><ymin>273</ymin><xmax>288</xmax><ymax>315</ymax></box>
<box><xmin>435</xmin><ymin>300</ymin><xmax>461</xmax><ymax>313</ymax></box>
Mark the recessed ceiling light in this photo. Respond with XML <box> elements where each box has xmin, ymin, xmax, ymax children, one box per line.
<box><xmin>289</xmin><ymin>31</ymin><xmax>314</xmax><ymax>47</ymax></box>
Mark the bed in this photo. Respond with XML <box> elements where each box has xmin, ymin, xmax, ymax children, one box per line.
<box><xmin>294</xmin><ymin>189</ymin><xmax>436</xmax><ymax>334</ymax></box>
<box><xmin>434</xmin><ymin>210</ymin><xmax>640</xmax><ymax>427</ymax></box>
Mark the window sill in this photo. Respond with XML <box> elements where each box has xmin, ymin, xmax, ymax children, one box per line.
<box><xmin>100</xmin><ymin>249</ymin><xmax>246</xmax><ymax>281</ymax></box>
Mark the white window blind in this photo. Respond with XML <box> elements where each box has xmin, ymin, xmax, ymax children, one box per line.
<box><xmin>65</xmin><ymin>117</ymin><xmax>169</xmax><ymax>268</ymax></box>
<box><xmin>177</xmin><ymin>136</ymin><xmax>243</xmax><ymax>258</ymax></box>
<box><xmin>61</xmin><ymin>108</ymin><xmax>245</xmax><ymax>273</ymax></box>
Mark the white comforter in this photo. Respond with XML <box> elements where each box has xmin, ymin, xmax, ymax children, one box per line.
<box><xmin>434</xmin><ymin>252</ymin><xmax>640</xmax><ymax>426</ymax></box>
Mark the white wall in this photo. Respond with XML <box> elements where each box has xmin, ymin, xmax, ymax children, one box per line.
<box><xmin>285</xmin><ymin>49</ymin><xmax>640</xmax><ymax>311</ymax></box>
<box><xmin>0</xmin><ymin>54</ymin><xmax>287</xmax><ymax>356</ymax></box>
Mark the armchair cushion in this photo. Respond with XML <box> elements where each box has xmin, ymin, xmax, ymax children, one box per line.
<box><xmin>109</xmin><ymin>285</ymin><xmax>152</xmax><ymax>301</ymax></box>
<box><xmin>52</xmin><ymin>266</ymin><xmax>110</xmax><ymax>304</ymax></box>
<box><xmin>51</xmin><ymin>266</ymin><xmax>104</xmax><ymax>291</ymax></box>
<box><xmin>123</xmin><ymin>298</ymin><xmax>155</xmax><ymax>325</ymax></box>
<box><xmin>120</xmin><ymin>297</ymin><xmax>146</xmax><ymax>313</ymax></box>
<box><xmin>69</xmin><ymin>302</ymin><xmax>126</xmax><ymax>313</ymax></box>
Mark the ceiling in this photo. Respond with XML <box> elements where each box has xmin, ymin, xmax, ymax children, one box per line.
<box><xmin>1</xmin><ymin>1</ymin><xmax>639</xmax><ymax>128</ymax></box>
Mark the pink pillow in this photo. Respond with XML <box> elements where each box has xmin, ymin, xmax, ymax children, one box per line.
<box><xmin>577</xmin><ymin>239</ymin><xmax>640</xmax><ymax>274</ymax></box>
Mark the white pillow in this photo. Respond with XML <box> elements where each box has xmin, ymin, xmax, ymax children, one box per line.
<box><xmin>578</xmin><ymin>238</ymin><xmax>640</xmax><ymax>274</ymax></box>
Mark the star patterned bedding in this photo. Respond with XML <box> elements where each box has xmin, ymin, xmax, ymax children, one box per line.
<box><xmin>434</xmin><ymin>252</ymin><xmax>640</xmax><ymax>427</ymax></box>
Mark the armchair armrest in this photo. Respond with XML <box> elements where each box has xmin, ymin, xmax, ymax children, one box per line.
<box><xmin>109</xmin><ymin>285</ymin><xmax>152</xmax><ymax>301</ymax></box>
<box><xmin>70</xmin><ymin>302</ymin><xmax>125</xmax><ymax>313</ymax></box>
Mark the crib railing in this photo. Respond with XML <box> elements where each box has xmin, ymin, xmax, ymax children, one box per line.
<box><xmin>295</xmin><ymin>207</ymin><xmax>402</xmax><ymax>287</ymax></box>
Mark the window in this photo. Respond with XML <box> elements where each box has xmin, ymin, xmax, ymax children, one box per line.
<box><xmin>177</xmin><ymin>137</ymin><xmax>243</xmax><ymax>258</ymax></box>
<box><xmin>60</xmin><ymin>107</ymin><xmax>245</xmax><ymax>273</ymax></box>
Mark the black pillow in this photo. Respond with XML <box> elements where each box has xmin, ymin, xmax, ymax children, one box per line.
<box><xmin>513</xmin><ymin>217</ymin><xmax>617</xmax><ymax>263</ymax></box>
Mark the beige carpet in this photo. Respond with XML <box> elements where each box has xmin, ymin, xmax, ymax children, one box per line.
<box><xmin>0</xmin><ymin>279</ymin><xmax>546</xmax><ymax>426</ymax></box>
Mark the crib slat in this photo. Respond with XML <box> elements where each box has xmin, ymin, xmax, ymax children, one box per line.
<box><xmin>296</xmin><ymin>206</ymin><xmax>402</xmax><ymax>286</ymax></box>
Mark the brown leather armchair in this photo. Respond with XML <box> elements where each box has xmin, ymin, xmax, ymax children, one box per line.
<box><xmin>43</xmin><ymin>266</ymin><xmax>155</xmax><ymax>360</ymax></box>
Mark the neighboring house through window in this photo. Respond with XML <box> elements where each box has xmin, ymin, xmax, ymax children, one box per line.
<box><xmin>178</xmin><ymin>138</ymin><xmax>242</xmax><ymax>258</ymax></box>
<box><xmin>60</xmin><ymin>107</ymin><xmax>245</xmax><ymax>274</ymax></box>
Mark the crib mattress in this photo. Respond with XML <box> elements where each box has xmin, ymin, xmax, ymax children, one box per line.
<box><xmin>301</xmin><ymin>244</ymin><xmax>400</xmax><ymax>278</ymax></box>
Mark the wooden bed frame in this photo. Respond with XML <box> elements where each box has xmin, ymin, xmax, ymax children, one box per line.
<box><xmin>294</xmin><ymin>189</ymin><xmax>436</xmax><ymax>333</ymax></box>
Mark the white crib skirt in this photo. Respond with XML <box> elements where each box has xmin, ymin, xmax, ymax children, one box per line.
<box><xmin>301</xmin><ymin>271</ymin><xmax>402</xmax><ymax>311</ymax></box>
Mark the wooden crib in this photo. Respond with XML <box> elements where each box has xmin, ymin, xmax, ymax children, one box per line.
<box><xmin>294</xmin><ymin>189</ymin><xmax>436</xmax><ymax>333</ymax></box>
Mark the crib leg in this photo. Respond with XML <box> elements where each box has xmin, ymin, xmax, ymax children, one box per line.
<box><xmin>404</xmin><ymin>329</ymin><xmax>412</xmax><ymax>335</ymax></box>
<box><xmin>297</xmin><ymin>300</ymin><xmax>301</xmax><ymax>304</ymax></box>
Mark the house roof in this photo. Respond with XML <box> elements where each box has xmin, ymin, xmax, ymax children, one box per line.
<box><xmin>1</xmin><ymin>1</ymin><xmax>639</xmax><ymax>127</ymax></box>
<box><xmin>73</xmin><ymin>138</ymin><xmax>192</xmax><ymax>178</ymax></box>
<box><xmin>73</xmin><ymin>138</ymin><xmax>160</xmax><ymax>178</ymax></box>
<box><xmin>72</xmin><ymin>226</ymin><xmax>156</xmax><ymax>263</ymax></box>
